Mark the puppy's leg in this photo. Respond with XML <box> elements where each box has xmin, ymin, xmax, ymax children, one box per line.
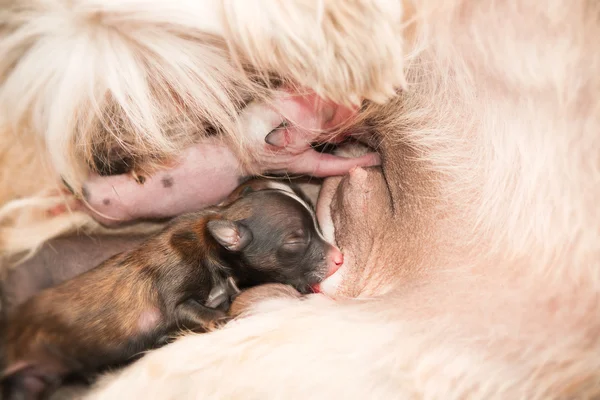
<box><xmin>174</xmin><ymin>299</ymin><xmax>229</xmax><ymax>332</ymax></box>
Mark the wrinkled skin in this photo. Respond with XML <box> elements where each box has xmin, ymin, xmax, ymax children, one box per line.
<box><xmin>315</xmin><ymin>167</ymin><xmax>392</xmax><ymax>296</ymax></box>
<box><xmin>81</xmin><ymin>91</ymin><xmax>379</xmax><ymax>226</ymax></box>
<box><xmin>315</xmin><ymin>132</ymin><xmax>440</xmax><ymax>298</ymax></box>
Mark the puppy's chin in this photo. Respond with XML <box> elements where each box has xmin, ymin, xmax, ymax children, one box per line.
<box><xmin>317</xmin><ymin>263</ymin><xmax>348</xmax><ymax>297</ymax></box>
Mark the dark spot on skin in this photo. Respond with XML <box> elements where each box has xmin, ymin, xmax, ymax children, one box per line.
<box><xmin>161</xmin><ymin>176</ymin><xmax>174</xmax><ymax>188</ymax></box>
<box><xmin>136</xmin><ymin>175</ymin><xmax>146</xmax><ymax>185</ymax></box>
<box><xmin>102</xmin><ymin>199</ymin><xmax>111</xmax><ymax>206</ymax></box>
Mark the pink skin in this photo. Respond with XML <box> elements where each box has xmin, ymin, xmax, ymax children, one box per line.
<box><xmin>80</xmin><ymin>90</ymin><xmax>380</xmax><ymax>226</ymax></box>
<box><xmin>137</xmin><ymin>308</ymin><xmax>162</xmax><ymax>334</ymax></box>
<box><xmin>82</xmin><ymin>138</ymin><xmax>242</xmax><ymax>226</ymax></box>
<box><xmin>247</xmin><ymin>90</ymin><xmax>377</xmax><ymax>176</ymax></box>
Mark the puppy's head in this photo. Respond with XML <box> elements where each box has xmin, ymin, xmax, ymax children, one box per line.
<box><xmin>207</xmin><ymin>185</ymin><xmax>343</xmax><ymax>294</ymax></box>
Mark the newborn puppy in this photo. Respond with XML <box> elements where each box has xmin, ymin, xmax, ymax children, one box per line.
<box><xmin>0</xmin><ymin>179</ymin><xmax>343</xmax><ymax>400</ymax></box>
<box><xmin>0</xmin><ymin>179</ymin><xmax>323</xmax><ymax>317</ymax></box>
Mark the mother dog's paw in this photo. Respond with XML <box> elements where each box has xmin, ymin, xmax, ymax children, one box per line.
<box><xmin>225</xmin><ymin>0</ymin><xmax>406</xmax><ymax>106</ymax></box>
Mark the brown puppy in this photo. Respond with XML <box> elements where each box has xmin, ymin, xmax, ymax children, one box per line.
<box><xmin>0</xmin><ymin>179</ymin><xmax>323</xmax><ymax>317</ymax></box>
<box><xmin>0</xmin><ymin>180</ymin><xmax>343</xmax><ymax>400</ymax></box>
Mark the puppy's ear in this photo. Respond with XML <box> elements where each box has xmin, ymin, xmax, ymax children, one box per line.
<box><xmin>207</xmin><ymin>220</ymin><xmax>253</xmax><ymax>252</ymax></box>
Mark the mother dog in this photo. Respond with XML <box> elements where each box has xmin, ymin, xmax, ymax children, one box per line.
<box><xmin>1</xmin><ymin>1</ymin><xmax>599</xmax><ymax>399</ymax></box>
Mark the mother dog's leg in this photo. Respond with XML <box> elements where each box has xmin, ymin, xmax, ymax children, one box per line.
<box><xmin>0</xmin><ymin>0</ymin><xmax>407</xmax><ymax>187</ymax></box>
<box><xmin>220</xmin><ymin>0</ymin><xmax>407</xmax><ymax>105</ymax></box>
<box><xmin>0</xmin><ymin>0</ymin><xmax>408</xmax><ymax>259</ymax></box>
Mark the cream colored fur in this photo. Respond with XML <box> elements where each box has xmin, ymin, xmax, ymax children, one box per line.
<box><xmin>2</xmin><ymin>0</ymin><xmax>600</xmax><ymax>398</ymax></box>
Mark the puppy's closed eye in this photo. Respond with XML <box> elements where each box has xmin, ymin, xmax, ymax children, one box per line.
<box><xmin>282</xmin><ymin>230</ymin><xmax>309</xmax><ymax>250</ymax></box>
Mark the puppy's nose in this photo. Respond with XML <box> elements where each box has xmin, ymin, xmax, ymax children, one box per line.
<box><xmin>326</xmin><ymin>247</ymin><xmax>344</xmax><ymax>277</ymax></box>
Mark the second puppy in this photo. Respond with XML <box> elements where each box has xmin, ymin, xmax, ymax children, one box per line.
<box><xmin>1</xmin><ymin>179</ymin><xmax>343</xmax><ymax>400</ymax></box>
